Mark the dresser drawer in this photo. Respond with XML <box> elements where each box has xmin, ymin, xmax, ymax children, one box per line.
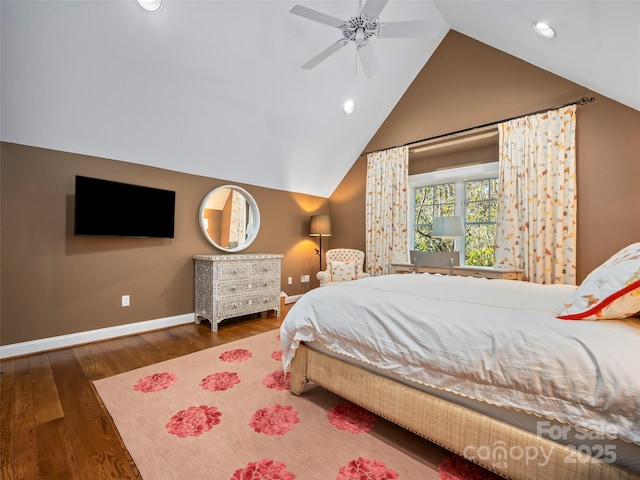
<box><xmin>457</xmin><ymin>267</ymin><xmax>523</xmax><ymax>280</ymax></box>
<box><xmin>217</xmin><ymin>280</ymin><xmax>250</xmax><ymax>297</ymax></box>
<box><xmin>217</xmin><ymin>293</ymin><xmax>279</xmax><ymax>318</ymax></box>
<box><xmin>249</xmin><ymin>277</ymin><xmax>280</xmax><ymax>291</ymax></box>
<box><xmin>218</xmin><ymin>262</ymin><xmax>252</xmax><ymax>279</ymax></box>
<box><xmin>251</xmin><ymin>260</ymin><xmax>280</xmax><ymax>277</ymax></box>
<box><xmin>217</xmin><ymin>277</ymin><xmax>279</xmax><ymax>297</ymax></box>
<box><xmin>466</xmin><ymin>269</ymin><xmax>496</xmax><ymax>278</ymax></box>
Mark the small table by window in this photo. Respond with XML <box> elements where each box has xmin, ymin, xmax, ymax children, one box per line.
<box><xmin>391</xmin><ymin>263</ymin><xmax>523</xmax><ymax>281</ymax></box>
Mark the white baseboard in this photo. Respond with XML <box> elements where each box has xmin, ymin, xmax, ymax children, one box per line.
<box><xmin>285</xmin><ymin>294</ymin><xmax>303</xmax><ymax>304</ymax></box>
<box><xmin>0</xmin><ymin>313</ymin><xmax>194</xmax><ymax>360</ymax></box>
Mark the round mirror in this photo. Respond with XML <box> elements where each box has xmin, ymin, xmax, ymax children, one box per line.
<box><xmin>199</xmin><ymin>185</ymin><xmax>260</xmax><ymax>252</ymax></box>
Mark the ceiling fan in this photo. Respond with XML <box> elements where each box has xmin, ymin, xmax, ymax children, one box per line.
<box><xmin>290</xmin><ymin>0</ymin><xmax>436</xmax><ymax>78</ymax></box>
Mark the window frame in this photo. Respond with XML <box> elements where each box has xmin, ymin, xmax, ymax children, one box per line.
<box><xmin>408</xmin><ymin>162</ymin><xmax>499</xmax><ymax>263</ymax></box>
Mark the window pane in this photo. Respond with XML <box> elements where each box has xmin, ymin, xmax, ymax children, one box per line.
<box><xmin>465</xmin><ymin>224</ymin><xmax>496</xmax><ymax>266</ymax></box>
<box><xmin>414</xmin><ymin>189</ymin><xmax>430</xmax><ymax>223</ymax></box>
<box><xmin>489</xmin><ymin>201</ymin><xmax>498</xmax><ymax>222</ymax></box>
<box><xmin>465</xmin><ymin>179</ymin><xmax>490</xmax><ymax>202</ymax></box>
<box><xmin>413</xmin><ymin>182</ymin><xmax>455</xmax><ymax>252</ymax></box>
<box><xmin>437</xmin><ymin>203</ymin><xmax>455</xmax><ymax>217</ymax></box>
<box><xmin>463</xmin><ymin>177</ymin><xmax>498</xmax><ymax>265</ymax></box>
<box><xmin>465</xmin><ymin>201</ymin><xmax>491</xmax><ymax>223</ymax></box>
<box><xmin>436</xmin><ymin>184</ymin><xmax>455</xmax><ymax>204</ymax></box>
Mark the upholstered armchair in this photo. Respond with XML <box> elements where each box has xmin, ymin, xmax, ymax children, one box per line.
<box><xmin>317</xmin><ymin>248</ymin><xmax>370</xmax><ymax>287</ymax></box>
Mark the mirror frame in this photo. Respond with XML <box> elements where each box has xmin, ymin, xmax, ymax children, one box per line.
<box><xmin>198</xmin><ymin>185</ymin><xmax>260</xmax><ymax>252</ymax></box>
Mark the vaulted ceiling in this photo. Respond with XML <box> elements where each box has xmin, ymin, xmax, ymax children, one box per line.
<box><xmin>2</xmin><ymin>1</ymin><xmax>638</xmax><ymax>198</ymax></box>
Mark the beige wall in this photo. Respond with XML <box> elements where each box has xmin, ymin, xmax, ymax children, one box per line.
<box><xmin>329</xmin><ymin>31</ymin><xmax>640</xmax><ymax>280</ymax></box>
<box><xmin>1</xmin><ymin>143</ymin><xmax>328</xmax><ymax>345</ymax></box>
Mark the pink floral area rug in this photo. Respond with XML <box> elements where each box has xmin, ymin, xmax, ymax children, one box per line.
<box><xmin>94</xmin><ymin>330</ymin><xmax>502</xmax><ymax>480</ymax></box>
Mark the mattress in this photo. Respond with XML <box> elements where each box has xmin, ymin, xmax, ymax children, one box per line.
<box><xmin>280</xmin><ymin>274</ymin><xmax>640</xmax><ymax>453</ymax></box>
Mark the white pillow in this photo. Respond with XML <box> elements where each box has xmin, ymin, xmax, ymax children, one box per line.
<box><xmin>330</xmin><ymin>260</ymin><xmax>357</xmax><ymax>282</ymax></box>
<box><xmin>558</xmin><ymin>242</ymin><xmax>640</xmax><ymax>320</ymax></box>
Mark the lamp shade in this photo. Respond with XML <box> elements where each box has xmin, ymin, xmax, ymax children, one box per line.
<box><xmin>309</xmin><ymin>215</ymin><xmax>331</xmax><ymax>236</ymax></box>
<box><xmin>431</xmin><ymin>216</ymin><xmax>464</xmax><ymax>239</ymax></box>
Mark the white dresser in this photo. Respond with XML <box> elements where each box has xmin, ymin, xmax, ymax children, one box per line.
<box><xmin>193</xmin><ymin>253</ymin><xmax>283</xmax><ymax>331</ymax></box>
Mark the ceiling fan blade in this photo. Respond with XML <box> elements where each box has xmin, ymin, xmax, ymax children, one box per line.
<box><xmin>302</xmin><ymin>39</ymin><xmax>350</xmax><ymax>70</ymax></box>
<box><xmin>289</xmin><ymin>5</ymin><xmax>345</xmax><ymax>28</ymax></box>
<box><xmin>358</xmin><ymin>42</ymin><xmax>378</xmax><ymax>78</ymax></box>
<box><xmin>379</xmin><ymin>20</ymin><xmax>438</xmax><ymax>38</ymax></box>
<box><xmin>360</xmin><ymin>0</ymin><xmax>388</xmax><ymax>18</ymax></box>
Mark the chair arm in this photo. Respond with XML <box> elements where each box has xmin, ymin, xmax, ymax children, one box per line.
<box><xmin>317</xmin><ymin>270</ymin><xmax>332</xmax><ymax>287</ymax></box>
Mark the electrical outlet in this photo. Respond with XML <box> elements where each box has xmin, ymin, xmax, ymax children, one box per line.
<box><xmin>287</xmin><ymin>277</ymin><xmax>292</xmax><ymax>285</ymax></box>
<box><xmin>122</xmin><ymin>295</ymin><xmax>130</xmax><ymax>307</ymax></box>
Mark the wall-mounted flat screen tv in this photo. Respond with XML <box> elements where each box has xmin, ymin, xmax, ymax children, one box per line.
<box><xmin>74</xmin><ymin>175</ymin><xmax>176</xmax><ymax>238</ymax></box>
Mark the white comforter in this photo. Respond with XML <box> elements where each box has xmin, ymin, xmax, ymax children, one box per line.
<box><xmin>280</xmin><ymin>274</ymin><xmax>640</xmax><ymax>445</ymax></box>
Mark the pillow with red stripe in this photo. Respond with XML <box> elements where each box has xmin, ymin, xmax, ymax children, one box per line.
<box><xmin>558</xmin><ymin>243</ymin><xmax>640</xmax><ymax>320</ymax></box>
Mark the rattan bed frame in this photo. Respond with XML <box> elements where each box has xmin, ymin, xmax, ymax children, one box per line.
<box><xmin>289</xmin><ymin>343</ymin><xmax>639</xmax><ymax>480</ymax></box>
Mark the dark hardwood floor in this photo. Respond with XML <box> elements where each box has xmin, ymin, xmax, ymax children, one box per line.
<box><xmin>0</xmin><ymin>313</ymin><xmax>284</xmax><ymax>479</ymax></box>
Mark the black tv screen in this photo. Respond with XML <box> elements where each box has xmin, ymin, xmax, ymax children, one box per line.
<box><xmin>74</xmin><ymin>175</ymin><xmax>175</xmax><ymax>238</ymax></box>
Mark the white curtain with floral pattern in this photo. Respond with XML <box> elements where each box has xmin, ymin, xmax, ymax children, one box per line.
<box><xmin>229</xmin><ymin>190</ymin><xmax>247</xmax><ymax>245</ymax></box>
<box><xmin>365</xmin><ymin>146</ymin><xmax>409</xmax><ymax>276</ymax></box>
<box><xmin>494</xmin><ymin>105</ymin><xmax>577</xmax><ymax>284</ymax></box>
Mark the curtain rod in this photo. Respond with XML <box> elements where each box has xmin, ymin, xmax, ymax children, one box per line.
<box><xmin>362</xmin><ymin>96</ymin><xmax>596</xmax><ymax>156</ymax></box>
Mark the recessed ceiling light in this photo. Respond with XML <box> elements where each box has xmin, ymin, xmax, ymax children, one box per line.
<box><xmin>343</xmin><ymin>99</ymin><xmax>355</xmax><ymax>115</ymax></box>
<box><xmin>532</xmin><ymin>21</ymin><xmax>556</xmax><ymax>39</ymax></box>
<box><xmin>136</xmin><ymin>0</ymin><xmax>163</xmax><ymax>13</ymax></box>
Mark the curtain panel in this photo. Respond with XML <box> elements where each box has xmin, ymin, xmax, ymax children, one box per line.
<box><xmin>365</xmin><ymin>146</ymin><xmax>409</xmax><ymax>276</ymax></box>
<box><xmin>229</xmin><ymin>189</ymin><xmax>247</xmax><ymax>246</ymax></box>
<box><xmin>494</xmin><ymin>105</ymin><xmax>577</xmax><ymax>284</ymax></box>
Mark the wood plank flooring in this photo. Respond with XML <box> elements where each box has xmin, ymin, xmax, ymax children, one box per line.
<box><xmin>0</xmin><ymin>314</ymin><xmax>283</xmax><ymax>479</ymax></box>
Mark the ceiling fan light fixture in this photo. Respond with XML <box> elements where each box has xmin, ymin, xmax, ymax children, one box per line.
<box><xmin>136</xmin><ymin>0</ymin><xmax>163</xmax><ymax>13</ymax></box>
<box><xmin>290</xmin><ymin>0</ymin><xmax>436</xmax><ymax>78</ymax></box>
<box><xmin>343</xmin><ymin>99</ymin><xmax>355</xmax><ymax>115</ymax></box>
<box><xmin>532</xmin><ymin>21</ymin><xmax>556</xmax><ymax>39</ymax></box>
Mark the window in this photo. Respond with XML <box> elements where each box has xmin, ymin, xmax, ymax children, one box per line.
<box><xmin>409</xmin><ymin>162</ymin><xmax>499</xmax><ymax>266</ymax></box>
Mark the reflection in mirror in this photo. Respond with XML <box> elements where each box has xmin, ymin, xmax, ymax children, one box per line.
<box><xmin>199</xmin><ymin>185</ymin><xmax>260</xmax><ymax>252</ymax></box>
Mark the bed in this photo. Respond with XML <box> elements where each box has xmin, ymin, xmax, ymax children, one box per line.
<box><xmin>280</xmin><ymin>248</ymin><xmax>640</xmax><ymax>480</ymax></box>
